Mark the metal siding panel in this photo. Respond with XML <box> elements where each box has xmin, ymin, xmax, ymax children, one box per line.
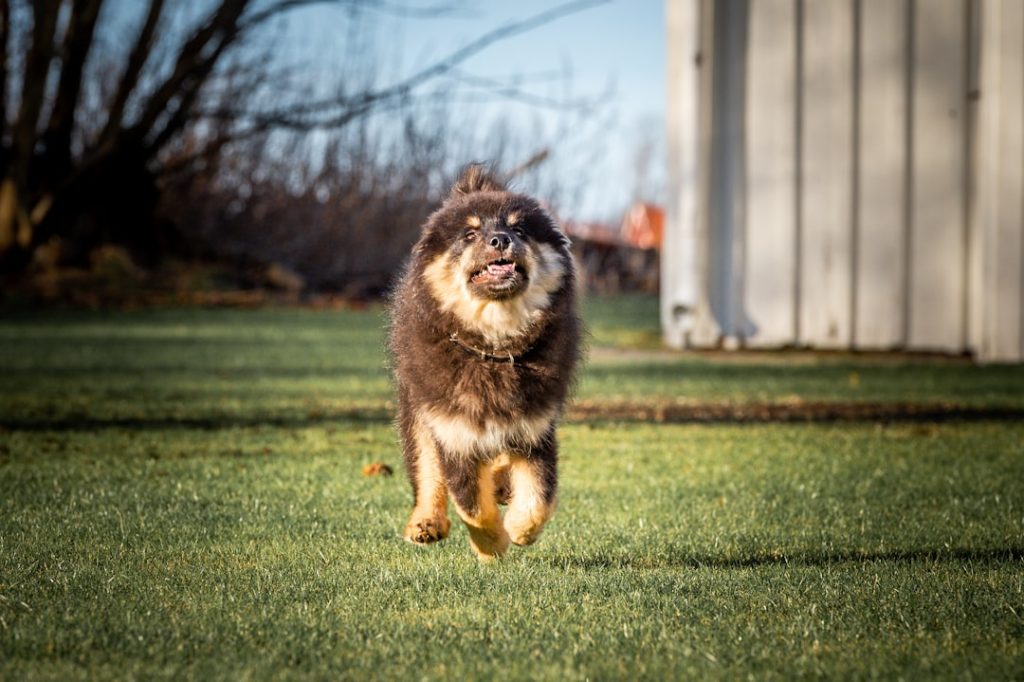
<box><xmin>706</xmin><ymin>2</ymin><xmax>738</xmax><ymax>339</ymax></box>
<box><xmin>1000</xmin><ymin>0</ymin><xmax>1024</xmax><ymax>362</ymax></box>
<box><xmin>662</xmin><ymin>0</ymin><xmax>703</xmax><ymax>348</ymax></box>
<box><xmin>800</xmin><ymin>0</ymin><xmax>854</xmax><ymax>348</ymax></box>
<box><xmin>855</xmin><ymin>0</ymin><xmax>907</xmax><ymax>349</ymax></box>
<box><xmin>688</xmin><ymin>0</ymin><xmax>726</xmax><ymax>347</ymax></box>
<box><xmin>1019</xmin><ymin>2</ymin><xmax>1024</xmax><ymax>363</ymax></box>
<box><xmin>908</xmin><ymin>0</ymin><xmax>968</xmax><ymax>351</ymax></box>
<box><xmin>744</xmin><ymin>0</ymin><xmax>798</xmax><ymax>347</ymax></box>
<box><xmin>985</xmin><ymin>0</ymin><xmax>1024</xmax><ymax>361</ymax></box>
<box><xmin>973</xmin><ymin>0</ymin><xmax>998</xmax><ymax>360</ymax></box>
<box><xmin>966</xmin><ymin>0</ymin><xmax>984</xmax><ymax>355</ymax></box>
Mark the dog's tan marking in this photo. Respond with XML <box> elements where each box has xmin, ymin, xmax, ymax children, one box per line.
<box><xmin>466</xmin><ymin>215</ymin><xmax>482</xmax><ymax>228</ymax></box>
<box><xmin>503</xmin><ymin>455</ymin><xmax>557</xmax><ymax>546</ymax></box>
<box><xmin>422</xmin><ymin>406</ymin><xmax>557</xmax><ymax>459</ymax></box>
<box><xmin>450</xmin><ymin>459</ymin><xmax>509</xmax><ymax>561</ymax></box>
<box><xmin>506</xmin><ymin>211</ymin><xmax>520</xmax><ymax>226</ymax></box>
<box><xmin>453</xmin><ymin>386</ymin><xmax>483</xmax><ymax>414</ymax></box>
<box><xmin>528</xmin><ymin>242</ymin><xmax>568</xmax><ymax>300</ymax></box>
<box><xmin>403</xmin><ymin>419</ymin><xmax>451</xmax><ymax>544</ymax></box>
<box><xmin>422</xmin><ymin>242</ymin><xmax>566</xmax><ymax>344</ymax></box>
<box><xmin>489</xmin><ymin>452</ymin><xmax>513</xmax><ymax>505</ymax></box>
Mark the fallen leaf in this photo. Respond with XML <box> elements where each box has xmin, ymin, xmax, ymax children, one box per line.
<box><xmin>362</xmin><ymin>462</ymin><xmax>394</xmax><ymax>477</ymax></box>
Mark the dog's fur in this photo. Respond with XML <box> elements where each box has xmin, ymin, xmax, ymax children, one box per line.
<box><xmin>388</xmin><ymin>165</ymin><xmax>581</xmax><ymax>560</ymax></box>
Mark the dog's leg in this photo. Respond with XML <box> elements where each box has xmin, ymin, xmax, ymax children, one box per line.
<box><xmin>401</xmin><ymin>415</ymin><xmax>450</xmax><ymax>545</ymax></box>
<box><xmin>503</xmin><ymin>437</ymin><xmax>558</xmax><ymax>547</ymax></box>
<box><xmin>443</xmin><ymin>457</ymin><xmax>510</xmax><ymax>561</ymax></box>
<box><xmin>492</xmin><ymin>454</ymin><xmax>512</xmax><ymax>505</ymax></box>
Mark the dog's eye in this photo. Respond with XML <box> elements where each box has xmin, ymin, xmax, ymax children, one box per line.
<box><xmin>464</xmin><ymin>230</ymin><xmax>478</xmax><ymax>242</ymax></box>
<box><xmin>512</xmin><ymin>227</ymin><xmax>525</xmax><ymax>238</ymax></box>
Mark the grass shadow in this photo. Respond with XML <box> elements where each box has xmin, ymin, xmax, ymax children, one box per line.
<box><xmin>0</xmin><ymin>410</ymin><xmax>393</xmax><ymax>432</ymax></box>
<box><xmin>548</xmin><ymin>546</ymin><xmax>1024</xmax><ymax>571</ymax></box>
<box><xmin>5</xmin><ymin>402</ymin><xmax>1024</xmax><ymax>432</ymax></box>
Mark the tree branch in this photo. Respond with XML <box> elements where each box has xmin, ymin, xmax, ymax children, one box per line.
<box><xmin>54</xmin><ymin>1</ymin><xmax>250</xmax><ymax>221</ymax></box>
<box><xmin>383</xmin><ymin>0</ymin><xmax>609</xmax><ymax>99</ymax></box>
<box><xmin>43</xmin><ymin>0</ymin><xmax>106</xmax><ymax>174</ymax></box>
<box><xmin>99</xmin><ymin>0</ymin><xmax>165</xmax><ymax>146</ymax></box>
<box><xmin>238</xmin><ymin>0</ymin><xmax>462</xmax><ymax>31</ymax></box>
<box><xmin>447</xmin><ymin>68</ymin><xmax>597</xmax><ymax>112</ymax></box>
<box><xmin>12</xmin><ymin>1</ymin><xmax>62</xmax><ymax>182</ymax></box>
<box><xmin>198</xmin><ymin>0</ymin><xmax>610</xmax><ymax>130</ymax></box>
<box><xmin>130</xmin><ymin>0</ymin><xmax>249</xmax><ymax>142</ymax></box>
<box><xmin>145</xmin><ymin>37</ymin><xmax>236</xmax><ymax>153</ymax></box>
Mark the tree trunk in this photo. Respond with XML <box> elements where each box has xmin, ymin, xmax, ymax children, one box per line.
<box><xmin>1</xmin><ymin>2</ymin><xmax>62</xmax><ymax>260</ymax></box>
<box><xmin>41</xmin><ymin>0</ymin><xmax>106</xmax><ymax>185</ymax></box>
<box><xmin>0</xmin><ymin>0</ymin><xmax>10</xmax><ymax>144</ymax></box>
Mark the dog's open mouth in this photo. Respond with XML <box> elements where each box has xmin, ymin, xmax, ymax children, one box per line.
<box><xmin>470</xmin><ymin>259</ymin><xmax>523</xmax><ymax>285</ymax></box>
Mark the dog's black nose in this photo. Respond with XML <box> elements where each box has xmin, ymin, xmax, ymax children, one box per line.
<box><xmin>489</xmin><ymin>233</ymin><xmax>512</xmax><ymax>251</ymax></box>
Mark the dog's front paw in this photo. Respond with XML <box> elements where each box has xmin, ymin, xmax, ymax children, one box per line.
<box><xmin>404</xmin><ymin>515</ymin><xmax>451</xmax><ymax>545</ymax></box>
<box><xmin>504</xmin><ymin>515</ymin><xmax>542</xmax><ymax>546</ymax></box>
<box><xmin>467</xmin><ymin>525</ymin><xmax>510</xmax><ymax>562</ymax></box>
<box><xmin>504</xmin><ymin>503</ymin><xmax>555</xmax><ymax>547</ymax></box>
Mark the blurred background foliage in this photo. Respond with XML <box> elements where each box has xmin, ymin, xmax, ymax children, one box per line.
<box><xmin>0</xmin><ymin>0</ymin><xmax>657</xmax><ymax>305</ymax></box>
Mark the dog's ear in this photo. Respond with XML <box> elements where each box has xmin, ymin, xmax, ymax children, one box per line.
<box><xmin>450</xmin><ymin>163</ymin><xmax>506</xmax><ymax>197</ymax></box>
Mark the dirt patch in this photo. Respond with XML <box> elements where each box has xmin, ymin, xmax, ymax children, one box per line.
<box><xmin>3</xmin><ymin>401</ymin><xmax>1020</xmax><ymax>433</ymax></box>
<box><xmin>587</xmin><ymin>346</ymin><xmax>975</xmax><ymax>366</ymax></box>
<box><xmin>567</xmin><ymin>400</ymin><xmax>1024</xmax><ymax>424</ymax></box>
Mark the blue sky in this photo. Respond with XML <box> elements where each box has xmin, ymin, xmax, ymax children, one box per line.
<box><xmin>282</xmin><ymin>0</ymin><xmax>666</xmax><ymax>221</ymax></box>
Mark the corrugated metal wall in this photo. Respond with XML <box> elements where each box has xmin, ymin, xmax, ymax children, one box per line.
<box><xmin>662</xmin><ymin>0</ymin><xmax>1024</xmax><ymax>362</ymax></box>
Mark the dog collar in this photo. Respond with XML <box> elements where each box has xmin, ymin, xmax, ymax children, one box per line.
<box><xmin>448</xmin><ymin>332</ymin><xmax>532</xmax><ymax>364</ymax></box>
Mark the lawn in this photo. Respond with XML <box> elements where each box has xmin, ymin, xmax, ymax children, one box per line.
<box><xmin>1</xmin><ymin>297</ymin><xmax>1022</xmax><ymax>680</ymax></box>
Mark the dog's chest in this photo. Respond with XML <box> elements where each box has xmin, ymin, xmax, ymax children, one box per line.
<box><xmin>419</xmin><ymin>360</ymin><xmax>555</xmax><ymax>458</ymax></box>
<box><xmin>421</xmin><ymin>402</ymin><xmax>556</xmax><ymax>459</ymax></box>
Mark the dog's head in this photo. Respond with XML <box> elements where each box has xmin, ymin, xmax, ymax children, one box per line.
<box><xmin>413</xmin><ymin>165</ymin><xmax>572</xmax><ymax>342</ymax></box>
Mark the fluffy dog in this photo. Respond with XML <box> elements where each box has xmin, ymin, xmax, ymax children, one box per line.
<box><xmin>388</xmin><ymin>165</ymin><xmax>581</xmax><ymax>561</ymax></box>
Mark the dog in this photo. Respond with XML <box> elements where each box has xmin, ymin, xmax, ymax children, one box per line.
<box><xmin>388</xmin><ymin>164</ymin><xmax>581</xmax><ymax>561</ymax></box>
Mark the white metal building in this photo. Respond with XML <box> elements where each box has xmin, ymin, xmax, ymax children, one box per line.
<box><xmin>663</xmin><ymin>0</ymin><xmax>1023</xmax><ymax>362</ymax></box>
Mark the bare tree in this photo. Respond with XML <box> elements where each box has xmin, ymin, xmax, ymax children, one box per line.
<box><xmin>0</xmin><ymin>0</ymin><xmax>606</xmax><ymax>272</ymax></box>
<box><xmin>160</xmin><ymin>85</ymin><xmax>604</xmax><ymax>295</ymax></box>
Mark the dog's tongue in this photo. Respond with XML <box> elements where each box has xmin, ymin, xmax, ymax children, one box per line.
<box><xmin>487</xmin><ymin>262</ymin><xmax>516</xmax><ymax>277</ymax></box>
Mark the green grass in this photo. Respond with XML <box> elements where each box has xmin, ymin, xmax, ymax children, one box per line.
<box><xmin>2</xmin><ymin>301</ymin><xmax>1021</xmax><ymax>429</ymax></box>
<box><xmin>2</xmin><ymin>297</ymin><xmax>1023</xmax><ymax>679</ymax></box>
